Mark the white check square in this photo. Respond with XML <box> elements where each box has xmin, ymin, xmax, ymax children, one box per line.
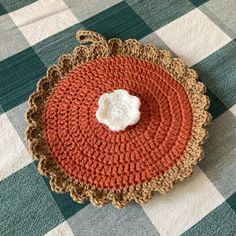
<box><xmin>230</xmin><ymin>104</ymin><xmax>236</xmax><ymax>116</ymax></box>
<box><xmin>9</xmin><ymin>0</ymin><xmax>79</xmax><ymax>46</ymax></box>
<box><xmin>44</xmin><ymin>221</ymin><xmax>74</xmax><ymax>236</ymax></box>
<box><xmin>142</xmin><ymin>166</ymin><xmax>225</xmax><ymax>236</ymax></box>
<box><xmin>0</xmin><ymin>114</ymin><xmax>32</xmax><ymax>181</ymax></box>
<box><xmin>156</xmin><ymin>8</ymin><xmax>231</xmax><ymax>66</ymax></box>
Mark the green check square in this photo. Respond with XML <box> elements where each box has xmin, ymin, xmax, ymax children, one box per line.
<box><xmin>42</xmin><ymin>175</ymin><xmax>89</xmax><ymax>220</ymax></box>
<box><xmin>193</xmin><ymin>40</ymin><xmax>236</xmax><ymax>111</ymax></box>
<box><xmin>227</xmin><ymin>192</ymin><xmax>236</xmax><ymax>213</ymax></box>
<box><xmin>183</xmin><ymin>201</ymin><xmax>236</xmax><ymax>236</ymax></box>
<box><xmin>0</xmin><ymin>163</ymin><xmax>64</xmax><ymax>236</ymax></box>
<box><xmin>125</xmin><ymin>0</ymin><xmax>195</xmax><ymax>30</ymax></box>
<box><xmin>190</xmin><ymin>0</ymin><xmax>208</xmax><ymax>7</ymax></box>
<box><xmin>0</xmin><ymin>3</ymin><xmax>7</xmax><ymax>16</ymax></box>
<box><xmin>0</xmin><ymin>0</ymin><xmax>37</xmax><ymax>14</ymax></box>
<box><xmin>205</xmin><ymin>87</ymin><xmax>228</xmax><ymax>120</ymax></box>
<box><xmin>0</xmin><ymin>47</ymin><xmax>46</xmax><ymax>112</ymax></box>
<box><xmin>82</xmin><ymin>1</ymin><xmax>152</xmax><ymax>40</ymax></box>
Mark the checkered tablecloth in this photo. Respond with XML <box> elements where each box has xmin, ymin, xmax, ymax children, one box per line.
<box><xmin>0</xmin><ymin>0</ymin><xmax>236</xmax><ymax>235</ymax></box>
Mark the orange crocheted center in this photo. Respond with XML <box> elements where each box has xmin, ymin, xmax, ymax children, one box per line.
<box><xmin>44</xmin><ymin>55</ymin><xmax>193</xmax><ymax>189</ymax></box>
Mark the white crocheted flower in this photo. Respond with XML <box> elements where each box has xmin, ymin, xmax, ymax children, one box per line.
<box><xmin>96</xmin><ymin>89</ymin><xmax>141</xmax><ymax>131</ymax></box>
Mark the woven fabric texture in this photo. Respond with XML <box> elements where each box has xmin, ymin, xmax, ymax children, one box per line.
<box><xmin>0</xmin><ymin>0</ymin><xmax>236</xmax><ymax>235</ymax></box>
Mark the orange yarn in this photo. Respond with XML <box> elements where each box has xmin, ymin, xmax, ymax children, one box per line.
<box><xmin>45</xmin><ymin>55</ymin><xmax>193</xmax><ymax>190</ymax></box>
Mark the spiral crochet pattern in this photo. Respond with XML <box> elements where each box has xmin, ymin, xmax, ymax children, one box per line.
<box><xmin>26</xmin><ymin>30</ymin><xmax>211</xmax><ymax>208</ymax></box>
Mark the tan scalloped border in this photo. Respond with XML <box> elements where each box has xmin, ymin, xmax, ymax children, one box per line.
<box><xmin>26</xmin><ymin>30</ymin><xmax>212</xmax><ymax>208</ymax></box>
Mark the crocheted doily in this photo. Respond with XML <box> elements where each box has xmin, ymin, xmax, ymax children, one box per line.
<box><xmin>26</xmin><ymin>30</ymin><xmax>211</xmax><ymax>208</ymax></box>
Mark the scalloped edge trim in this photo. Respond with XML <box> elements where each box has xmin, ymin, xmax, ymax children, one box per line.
<box><xmin>26</xmin><ymin>30</ymin><xmax>212</xmax><ymax>208</ymax></box>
